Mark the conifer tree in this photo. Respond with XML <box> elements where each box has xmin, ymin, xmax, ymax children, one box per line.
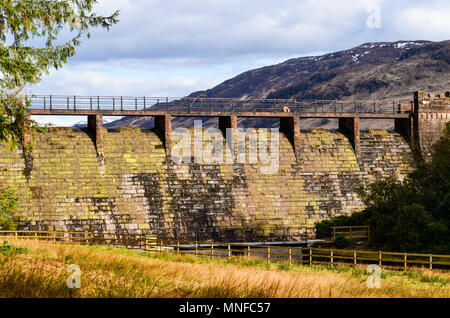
<box><xmin>0</xmin><ymin>0</ymin><xmax>119</xmax><ymax>148</ymax></box>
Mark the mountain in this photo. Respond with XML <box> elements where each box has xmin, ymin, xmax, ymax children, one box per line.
<box><xmin>107</xmin><ymin>40</ymin><xmax>450</xmax><ymax>129</ymax></box>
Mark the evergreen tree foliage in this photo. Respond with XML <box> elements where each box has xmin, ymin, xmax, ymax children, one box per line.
<box><xmin>0</xmin><ymin>0</ymin><xmax>119</xmax><ymax>148</ymax></box>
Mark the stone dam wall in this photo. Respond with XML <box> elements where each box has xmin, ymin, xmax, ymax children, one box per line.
<box><xmin>0</xmin><ymin>127</ymin><xmax>415</xmax><ymax>241</ymax></box>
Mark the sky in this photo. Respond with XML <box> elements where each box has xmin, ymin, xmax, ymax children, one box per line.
<box><xmin>31</xmin><ymin>0</ymin><xmax>450</xmax><ymax>126</ymax></box>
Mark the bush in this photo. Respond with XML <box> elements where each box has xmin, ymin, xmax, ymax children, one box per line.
<box><xmin>334</xmin><ymin>236</ymin><xmax>350</xmax><ymax>249</ymax></box>
<box><xmin>0</xmin><ymin>240</ymin><xmax>24</xmax><ymax>256</ymax></box>
<box><xmin>315</xmin><ymin>210</ymin><xmax>371</xmax><ymax>239</ymax></box>
<box><xmin>0</xmin><ymin>186</ymin><xmax>18</xmax><ymax>230</ymax></box>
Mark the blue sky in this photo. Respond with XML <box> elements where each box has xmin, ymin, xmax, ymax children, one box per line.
<box><xmin>31</xmin><ymin>0</ymin><xmax>450</xmax><ymax>126</ymax></box>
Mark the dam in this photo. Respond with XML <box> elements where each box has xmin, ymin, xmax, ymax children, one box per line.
<box><xmin>0</xmin><ymin>91</ymin><xmax>448</xmax><ymax>241</ymax></box>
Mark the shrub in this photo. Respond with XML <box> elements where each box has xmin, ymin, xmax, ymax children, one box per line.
<box><xmin>334</xmin><ymin>236</ymin><xmax>350</xmax><ymax>249</ymax></box>
<box><xmin>0</xmin><ymin>240</ymin><xmax>23</xmax><ymax>256</ymax></box>
<box><xmin>0</xmin><ymin>186</ymin><xmax>18</xmax><ymax>230</ymax></box>
<box><xmin>315</xmin><ymin>210</ymin><xmax>371</xmax><ymax>239</ymax></box>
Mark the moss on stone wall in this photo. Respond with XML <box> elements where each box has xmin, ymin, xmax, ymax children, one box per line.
<box><xmin>0</xmin><ymin>127</ymin><xmax>415</xmax><ymax>240</ymax></box>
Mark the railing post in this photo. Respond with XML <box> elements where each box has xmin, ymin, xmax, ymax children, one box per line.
<box><xmin>44</xmin><ymin>96</ymin><xmax>46</xmax><ymax>110</ymax></box>
<box><xmin>120</xmin><ymin>96</ymin><xmax>123</xmax><ymax>111</ymax></box>
<box><xmin>49</xmin><ymin>95</ymin><xmax>52</xmax><ymax>110</ymax></box>
<box><xmin>113</xmin><ymin>97</ymin><xmax>115</xmax><ymax>111</ymax></box>
<box><xmin>166</xmin><ymin>97</ymin><xmax>169</xmax><ymax>111</ymax></box>
<box><xmin>289</xmin><ymin>248</ymin><xmax>292</xmax><ymax>265</ymax></box>
<box><xmin>74</xmin><ymin>96</ymin><xmax>76</xmax><ymax>111</ymax></box>
<box><xmin>135</xmin><ymin>98</ymin><xmax>137</xmax><ymax>110</ymax></box>
<box><xmin>309</xmin><ymin>249</ymin><xmax>312</xmax><ymax>266</ymax></box>
<box><xmin>144</xmin><ymin>97</ymin><xmax>146</xmax><ymax>110</ymax></box>
<box><xmin>67</xmin><ymin>97</ymin><xmax>69</xmax><ymax>110</ymax></box>
<box><xmin>97</xmin><ymin>96</ymin><xmax>100</xmax><ymax>110</ymax></box>
<box><xmin>90</xmin><ymin>97</ymin><xmax>93</xmax><ymax>111</ymax></box>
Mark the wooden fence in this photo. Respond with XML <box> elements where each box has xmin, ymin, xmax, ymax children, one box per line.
<box><xmin>1</xmin><ymin>230</ymin><xmax>449</xmax><ymax>271</ymax></box>
<box><xmin>332</xmin><ymin>226</ymin><xmax>370</xmax><ymax>242</ymax></box>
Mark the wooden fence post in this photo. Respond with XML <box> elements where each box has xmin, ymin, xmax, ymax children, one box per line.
<box><xmin>378</xmin><ymin>251</ymin><xmax>382</xmax><ymax>266</ymax></box>
<box><xmin>289</xmin><ymin>248</ymin><xmax>292</xmax><ymax>265</ymax></box>
<box><xmin>429</xmin><ymin>255</ymin><xmax>433</xmax><ymax>270</ymax></box>
<box><xmin>177</xmin><ymin>241</ymin><xmax>180</xmax><ymax>254</ymax></box>
<box><xmin>331</xmin><ymin>250</ymin><xmax>334</xmax><ymax>266</ymax></box>
<box><xmin>267</xmin><ymin>247</ymin><xmax>271</xmax><ymax>263</ymax></box>
<box><xmin>247</xmin><ymin>245</ymin><xmax>251</xmax><ymax>258</ymax></box>
<box><xmin>195</xmin><ymin>242</ymin><xmax>198</xmax><ymax>257</ymax></box>
<box><xmin>210</xmin><ymin>243</ymin><xmax>214</xmax><ymax>259</ymax></box>
<box><xmin>404</xmin><ymin>254</ymin><xmax>407</xmax><ymax>269</ymax></box>
<box><xmin>309</xmin><ymin>249</ymin><xmax>312</xmax><ymax>266</ymax></box>
<box><xmin>353</xmin><ymin>251</ymin><xmax>357</xmax><ymax>266</ymax></box>
<box><xmin>228</xmin><ymin>244</ymin><xmax>231</xmax><ymax>259</ymax></box>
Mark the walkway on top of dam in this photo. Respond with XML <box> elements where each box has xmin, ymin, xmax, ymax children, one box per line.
<box><xmin>27</xmin><ymin>95</ymin><xmax>412</xmax><ymax>119</ymax></box>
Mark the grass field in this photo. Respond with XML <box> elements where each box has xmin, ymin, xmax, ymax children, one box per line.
<box><xmin>0</xmin><ymin>239</ymin><xmax>449</xmax><ymax>298</ymax></box>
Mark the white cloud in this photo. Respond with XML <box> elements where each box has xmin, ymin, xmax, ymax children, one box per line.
<box><xmin>393</xmin><ymin>6</ymin><xmax>450</xmax><ymax>39</ymax></box>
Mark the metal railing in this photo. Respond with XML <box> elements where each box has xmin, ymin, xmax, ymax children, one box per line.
<box><xmin>1</xmin><ymin>230</ymin><xmax>449</xmax><ymax>271</ymax></box>
<box><xmin>157</xmin><ymin>225</ymin><xmax>316</xmax><ymax>243</ymax></box>
<box><xmin>26</xmin><ymin>95</ymin><xmax>413</xmax><ymax>114</ymax></box>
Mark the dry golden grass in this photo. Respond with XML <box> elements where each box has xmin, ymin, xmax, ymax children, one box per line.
<box><xmin>0</xmin><ymin>239</ymin><xmax>449</xmax><ymax>298</ymax></box>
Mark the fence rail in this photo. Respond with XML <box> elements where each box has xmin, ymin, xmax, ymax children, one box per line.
<box><xmin>332</xmin><ymin>226</ymin><xmax>370</xmax><ymax>242</ymax></box>
<box><xmin>1</xmin><ymin>230</ymin><xmax>449</xmax><ymax>271</ymax></box>
<box><xmin>25</xmin><ymin>95</ymin><xmax>413</xmax><ymax>114</ymax></box>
